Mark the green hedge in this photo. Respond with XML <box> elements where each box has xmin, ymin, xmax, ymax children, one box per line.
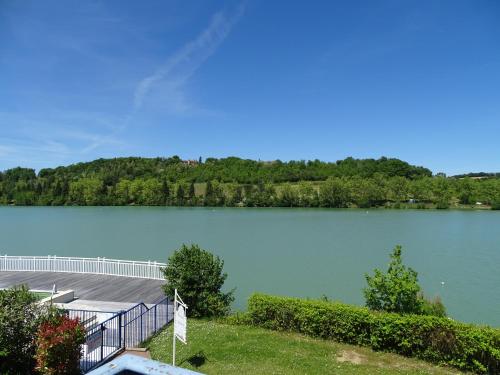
<box><xmin>248</xmin><ymin>293</ymin><xmax>500</xmax><ymax>374</ymax></box>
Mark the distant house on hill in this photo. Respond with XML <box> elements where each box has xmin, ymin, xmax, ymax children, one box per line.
<box><xmin>182</xmin><ymin>159</ymin><xmax>199</xmax><ymax>166</ymax></box>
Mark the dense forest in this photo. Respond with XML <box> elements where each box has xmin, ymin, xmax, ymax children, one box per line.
<box><xmin>0</xmin><ymin>156</ymin><xmax>499</xmax><ymax>209</ymax></box>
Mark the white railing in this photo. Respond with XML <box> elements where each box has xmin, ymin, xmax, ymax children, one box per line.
<box><xmin>0</xmin><ymin>255</ymin><xmax>166</xmax><ymax>280</ymax></box>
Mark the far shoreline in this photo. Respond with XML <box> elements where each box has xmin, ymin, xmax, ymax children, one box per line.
<box><xmin>0</xmin><ymin>203</ymin><xmax>496</xmax><ymax>211</ymax></box>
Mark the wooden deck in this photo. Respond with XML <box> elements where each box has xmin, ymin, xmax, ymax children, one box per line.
<box><xmin>0</xmin><ymin>271</ymin><xmax>166</xmax><ymax>303</ymax></box>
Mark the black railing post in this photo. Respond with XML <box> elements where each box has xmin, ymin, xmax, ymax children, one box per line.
<box><xmin>140</xmin><ymin>311</ymin><xmax>143</xmax><ymax>343</ymax></box>
<box><xmin>118</xmin><ymin>313</ymin><xmax>122</xmax><ymax>349</ymax></box>
<box><xmin>100</xmin><ymin>324</ymin><xmax>104</xmax><ymax>363</ymax></box>
<box><xmin>154</xmin><ymin>305</ymin><xmax>157</xmax><ymax>332</ymax></box>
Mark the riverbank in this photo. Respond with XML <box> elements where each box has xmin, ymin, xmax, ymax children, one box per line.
<box><xmin>0</xmin><ymin>201</ymin><xmax>496</xmax><ymax>210</ymax></box>
<box><xmin>145</xmin><ymin>319</ymin><xmax>464</xmax><ymax>375</ymax></box>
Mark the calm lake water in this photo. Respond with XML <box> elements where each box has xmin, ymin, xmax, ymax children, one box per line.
<box><xmin>0</xmin><ymin>206</ymin><xmax>499</xmax><ymax>327</ymax></box>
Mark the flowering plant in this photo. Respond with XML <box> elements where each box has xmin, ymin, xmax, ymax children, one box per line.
<box><xmin>35</xmin><ymin>314</ymin><xmax>86</xmax><ymax>375</ymax></box>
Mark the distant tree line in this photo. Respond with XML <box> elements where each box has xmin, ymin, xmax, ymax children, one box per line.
<box><xmin>452</xmin><ymin>172</ymin><xmax>500</xmax><ymax>179</ymax></box>
<box><xmin>0</xmin><ymin>156</ymin><xmax>499</xmax><ymax>209</ymax></box>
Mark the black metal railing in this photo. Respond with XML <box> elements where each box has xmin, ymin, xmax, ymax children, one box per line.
<box><xmin>121</xmin><ymin>296</ymin><xmax>172</xmax><ymax>348</ymax></box>
<box><xmin>79</xmin><ymin>313</ymin><xmax>122</xmax><ymax>373</ymax></box>
<box><xmin>65</xmin><ymin>296</ymin><xmax>173</xmax><ymax>373</ymax></box>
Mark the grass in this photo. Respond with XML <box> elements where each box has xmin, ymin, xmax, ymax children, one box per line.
<box><xmin>146</xmin><ymin>319</ymin><xmax>464</xmax><ymax>375</ymax></box>
<box><xmin>31</xmin><ymin>291</ymin><xmax>52</xmax><ymax>300</ymax></box>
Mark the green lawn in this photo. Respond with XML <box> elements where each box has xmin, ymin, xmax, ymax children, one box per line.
<box><xmin>31</xmin><ymin>291</ymin><xmax>52</xmax><ymax>300</ymax></box>
<box><xmin>146</xmin><ymin>319</ymin><xmax>464</xmax><ymax>375</ymax></box>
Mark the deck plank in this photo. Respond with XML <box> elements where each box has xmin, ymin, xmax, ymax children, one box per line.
<box><xmin>0</xmin><ymin>271</ymin><xmax>166</xmax><ymax>303</ymax></box>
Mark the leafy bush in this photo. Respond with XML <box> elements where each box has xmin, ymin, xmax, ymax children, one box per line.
<box><xmin>364</xmin><ymin>245</ymin><xmax>446</xmax><ymax>317</ymax></box>
<box><xmin>0</xmin><ymin>286</ymin><xmax>48</xmax><ymax>374</ymax></box>
<box><xmin>221</xmin><ymin>311</ymin><xmax>253</xmax><ymax>326</ymax></box>
<box><xmin>162</xmin><ymin>244</ymin><xmax>234</xmax><ymax>317</ymax></box>
<box><xmin>364</xmin><ymin>245</ymin><xmax>423</xmax><ymax>314</ymax></box>
<box><xmin>421</xmin><ymin>296</ymin><xmax>447</xmax><ymax>318</ymax></box>
<box><xmin>491</xmin><ymin>198</ymin><xmax>500</xmax><ymax>210</ymax></box>
<box><xmin>35</xmin><ymin>314</ymin><xmax>86</xmax><ymax>375</ymax></box>
<box><xmin>248</xmin><ymin>293</ymin><xmax>500</xmax><ymax>374</ymax></box>
<box><xmin>436</xmin><ymin>199</ymin><xmax>450</xmax><ymax>209</ymax></box>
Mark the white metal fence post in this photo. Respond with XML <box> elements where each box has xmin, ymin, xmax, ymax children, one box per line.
<box><xmin>0</xmin><ymin>255</ymin><xmax>165</xmax><ymax>279</ymax></box>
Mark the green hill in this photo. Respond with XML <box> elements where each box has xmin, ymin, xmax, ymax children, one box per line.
<box><xmin>0</xmin><ymin>156</ymin><xmax>498</xmax><ymax>209</ymax></box>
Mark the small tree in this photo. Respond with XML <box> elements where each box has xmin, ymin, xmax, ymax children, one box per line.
<box><xmin>364</xmin><ymin>246</ymin><xmax>446</xmax><ymax>317</ymax></box>
<box><xmin>162</xmin><ymin>244</ymin><xmax>234</xmax><ymax>317</ymax></box>
<box><xmin>492</xmin><ymin>196</ymin><xmax>500</xmax><ymax>210</ymax></box>
<box><xmin>0</xmin><ymin>286</ymin><xmax>46</xmax><ymax>374</ymax></box>
<box><xmin>421</xmin><ymin>295</ymin><xmax>447</xmax><ymax>317</ymax></box>
<box><xmin>35</xmin><ymin>314</ymin><xmax>86</xmax><ymax>375</ymax></box>
<box><xmin>363</xmin><ymin>245</ymin><xmax>423</xmax><ymax>314</ymax></box>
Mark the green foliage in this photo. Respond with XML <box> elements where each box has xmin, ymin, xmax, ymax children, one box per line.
<box><xmin>387</xmin><ymin>176</ymin><xmax>410</xmax><ymax>202</ymax></box>
<box><xmin>421</xmin><ymin>296</ymin><xmax>447</xmax><ymax>318</ymax></box>
<box><xmin>0</xmin><ymin>286</ymin><xmax>48</xmax><ymax>374</ymax></box>
<box><xmin>1</xmin><ymin>156</ymin><xmax>499</xmax><ymax>209</ymax></box>
<box><xmin>162</xmin><ymin>244</ymin><xmax>234</xmax><ymax>318</ymax></box>
<box><xmin>456</xmin><ymin>178</ymin><xmax>475</xmax><ymax>204</ymax></box>
<box><xmin>0</xmin><ymin>287</ymin><xmax>84</xmax><ymax>374</ymax></box>
<box><xmin>433</xmin><ymin>177</ymin><xmax>452</xmax><ymax>209</ymax></box>
<box><xmin>247</xmin><ymin>293</ymin><xmax>500</xmax><ymax>374</ymax></box>
<box><xmin>68</xmin><ymin>178</ymin><xmax>103</xmax><ymax>205</ymax></box>
<box><xmin>364</xmin><ymin>245</ymin><xmax>423</xmax><ymax>314</ymax></box>
<box><xmin>277</xmin><ymin>183</ymin><xmax>299</xmax><ymax>207</ymax></box>
<box><xmin>350</xmin><ymin>176</ymin><xmax>384</xmax><ymax>208</ymax></box>
<box><xmin>319</xmin><ymin>177</ymin><xmax>350</xmax><ymax>207</ymax></box>
<box><xmin>364</xmin><ymin>246</ymin><xmax>446</xmax><ymax>317</ymax></box>
<box><xmin>221</xmin><ymin>311</ymin><xmax>253</xmax><ymax>326</ymax></box>
<box><xmin>491</xmin><ymin>193</ymin><xmax>500</xmax><ymax>210</ymax></box>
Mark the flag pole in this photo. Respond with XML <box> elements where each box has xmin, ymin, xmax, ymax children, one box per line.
<box><xmin>173</xmin><ymin>288</ymin><xmax>177</xmax><ymax>366</ymax></box>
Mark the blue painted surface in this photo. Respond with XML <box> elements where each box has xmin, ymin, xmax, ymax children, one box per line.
<box><xmin>87</xmin><ymin>354</ymin><xmax>203</xmax><ymax>375</ymax></box>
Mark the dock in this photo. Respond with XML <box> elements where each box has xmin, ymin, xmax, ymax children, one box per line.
<box><xmin>0</xmin><ymin>271</ymin><xmax>166</xmax><ymax>303</ymax></box>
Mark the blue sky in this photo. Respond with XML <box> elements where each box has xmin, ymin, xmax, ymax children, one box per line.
<box><xmin>1</xmin><ymin>0</ymin><xmax>499</xmax><ymax>175</ymax></box>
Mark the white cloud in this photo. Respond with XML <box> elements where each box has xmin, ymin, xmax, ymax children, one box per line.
<box><xmin>0</xmin><ymin>110</ymin><xmax>126</xmax><ymax>170</ymax></box>
<box><xmin>0</xmin><ymin>145</ymin><xmax>13</xmax><ymax>157</ymax></box>
<box><xmin>133</xmin><ymin>5</ymin><xmax>244</xmax><ymax>113</ymax></box>
<box><xmin>61</xmin><ymin>128</ymin><xmax>124</xmax><ymax>154</ymax></box>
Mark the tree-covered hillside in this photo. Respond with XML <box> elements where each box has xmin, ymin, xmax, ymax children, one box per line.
<box><xmin>34</xmin><ymin>156</ymin><xmax>432</xmax><ymax>183</ymax></box>
<box><xmin>0</xmin><ymin>156</ymin><xmax>498</xmax><ymax>209</ymax></box>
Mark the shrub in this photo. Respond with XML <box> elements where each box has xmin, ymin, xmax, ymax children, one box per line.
<box><xmin>0</xmin><ymin>285</ymin><xmax>48</xmax><ymax>374</ymax></box>
<box><xmin>162</xmin><ymin>244</ymin><xmax>234</xmax><ymax>317</ymax></box>
<box><xmin>491</xmin><ymin>199</ymin><xmax>500</xmax><ymax>210</ymax></box>
<box><xmin>436</xmin><ymin>200</ymin><xmax>450</xmax><ymax>209</ymax></box>
<box><xmin>35</xmin><ymin>314</ymin><xmax>86</xmax><ymax>375</ymax></box>
<box><xmin>421</xmin><ymin>296</ymin><xmax>447</xmax><ymax>318</ymax></box>
<box><xmin>248</xmin><ymin>293</ymin><xmax>500</xmax><ymax>374</ymax></box>
<box><xmin>364</xmin><ymin>245</ymin><xmax>423</xmax><ymax>314</ymax></box>
<box><xmin>364</xmin><ymin>245</ymin><xmax>446</xmax><ymax>317</ymax></box>
<box><xmin>221</xmin><ymin>311</ymin><xmax>253</xmax><ymax>326</ymax></box>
